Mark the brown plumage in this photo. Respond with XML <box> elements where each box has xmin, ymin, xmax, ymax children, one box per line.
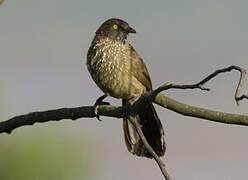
<box><xmin>86</xmin><ymin>18</ymin><xmax>165</xmax><ymax>158</ymax></box>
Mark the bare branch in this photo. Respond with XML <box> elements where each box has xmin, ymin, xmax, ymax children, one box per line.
<box><xmin>151</xmin><ymin>65</ymin><xmax>247</xmax><ymax>106</ymax></box>
<box><xmin>154</xmin><ymin>93</ymin><xmax>248</xmax><ymax>126</ymax></box>
<box><xmin>1</xmin><ymin>65</ymin><xmax>246</xmax><ymax>134</ymax></box>
<box><xmin>236</xmin><ymin>94</ymin><xmax>248</xmax><ymax>102</ymax></box>
<box><xmin>1</xmin><ymin>92</ymin><xmax>248</xmax><ymax>134</ymax></box>
<box><xmin>0</xmin><ymin>105</ymin><xmax>122</xmax><ymax>134</ymax></box>
<box><xmin>0</xmin><ymin>65</ymin><xmax>247</xmax><ymax>179</ymax></box>
<box><xmin>127</xmin><ymin>115</ymin><xmax>171</xmax><ymax>180</ymax></box>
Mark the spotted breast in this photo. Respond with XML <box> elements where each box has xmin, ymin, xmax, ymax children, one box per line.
<box><xmin>87</xmin><ymin>36</ymin><xmax>146</xmax><ymax>100</ymax></box>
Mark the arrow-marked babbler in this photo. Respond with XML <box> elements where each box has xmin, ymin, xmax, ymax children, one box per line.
<box><xmin>87</xmin><ymin>18</ymin><xmax>165</xmax><ymax>157</ymax></box>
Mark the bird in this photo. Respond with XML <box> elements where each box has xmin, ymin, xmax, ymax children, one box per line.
<box><xmin>86</xmin><ymin>18</ymin><xmax>165</xmax><ymax>158</ymax></box>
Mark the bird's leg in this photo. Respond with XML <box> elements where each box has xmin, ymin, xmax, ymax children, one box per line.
<box><xmin>122</xmin><ymin>103</ymin><xmax>129</xmax><ymax>119</ymax></box>
<box><xmin>122</xmin><ymin>97</ymin><xmax>139</xmax><ymax>119</ymax></box>
<box><xmin>94</xmin><ymin>94</ymin><xmax>110</xmax><ymax>121</ymax></box>
<box><xmin>95</xmin><ymin>94</ymin><xmax>109</xmax><ymax>105</ymax></box>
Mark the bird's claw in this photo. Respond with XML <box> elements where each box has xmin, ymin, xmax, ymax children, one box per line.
<box><xmin>94</xmin><ymin>94</ymin><xmax>110</xmax><ymax>121</ymax></box>
<box><xmin>94</xmin><ymin>105</ymin><xmax>102</xmax><ymax>121</ymax></box>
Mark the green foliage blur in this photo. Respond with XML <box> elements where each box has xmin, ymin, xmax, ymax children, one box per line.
<box><xmin>0</xmin><ymin>116</ymin><xmax>97</xmax><ymax>180</ymax></box>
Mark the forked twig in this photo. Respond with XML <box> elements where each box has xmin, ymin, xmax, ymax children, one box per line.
<box><xmin>151</xmin><ymin>65</ymin><xmax>247</xmax><ymax>105</ymax></box>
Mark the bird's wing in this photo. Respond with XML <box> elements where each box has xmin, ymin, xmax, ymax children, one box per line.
<box><xmin>129</xmin><ymin>45</ymin><xmax>152</xmax><ymax>90</ymax></box>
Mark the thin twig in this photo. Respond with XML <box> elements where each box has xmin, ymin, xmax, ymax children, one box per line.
<box><xmin>126</xmin><ymin>115</ymin><xmax>171</xmax><ymax>180</ymax></box>
<box><xmin>151</xmin><ymin>65</ymin><xmax>247</xmax><ymax>105</ymax></box>
<box><xmin>236</xmin><ymin>94</ymin><xmax>248</xmax><ymax>102</ymax></box>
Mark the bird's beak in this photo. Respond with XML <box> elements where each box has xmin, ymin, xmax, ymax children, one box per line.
<box><xmin>127</xmin><ymin>26</ymin><xmax>136</xmax><ymax>33</ymax></box>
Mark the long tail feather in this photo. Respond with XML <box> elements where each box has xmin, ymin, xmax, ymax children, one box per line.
<box><xmin>122</xmin><ymin>100</ymin><xmax>166</xmax><ymax>158</ymax></box>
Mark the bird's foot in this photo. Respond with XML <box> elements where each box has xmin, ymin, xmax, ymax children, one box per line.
<box><xmin>94</xmin><ymin>94</ymin><xmax>110</xmax><ymax>121</ymax></box>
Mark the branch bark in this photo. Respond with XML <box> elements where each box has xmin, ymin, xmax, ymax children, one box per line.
<box><xmin>1</xmin><ymin>92</ymin><xmax>248</xmax><ymax>134</ymax></box>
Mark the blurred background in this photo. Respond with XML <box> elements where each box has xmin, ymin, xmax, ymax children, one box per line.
<box><xmin>0</xmin><ymin>0</ymin><xmax>248</xmax><ymax>179</ymax></box>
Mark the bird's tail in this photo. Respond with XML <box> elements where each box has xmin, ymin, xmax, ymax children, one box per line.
<box><xmin>122</xmin><ymin>100</ymin><xmax>166</xmax><ymax>158</ymax></box>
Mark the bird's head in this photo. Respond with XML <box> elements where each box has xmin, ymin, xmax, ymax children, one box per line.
<box><xmin>96</xmin><ymin>18</ymin><xmax>136</xmax><ymax>41</ymax></box>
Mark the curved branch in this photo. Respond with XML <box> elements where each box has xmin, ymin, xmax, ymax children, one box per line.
<box><xmin>1</xmin><ymin>92</ymin><xmax>248</xmax><ymax>134</ymax></box>
<box><xmin>151</xmin><ymin>65</ymin><xmax>247</xmax><ymax>105</ymax></box>
<box><xmin>1</xmin><ymin>65</ymin><xmax>246</xmax><ymax>134</ymax></box>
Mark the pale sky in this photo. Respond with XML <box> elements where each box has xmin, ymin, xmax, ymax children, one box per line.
<box><xmin>0</xmin><ymin>0</ymin><xmax>248</xmax><ymax>180</ymax></box>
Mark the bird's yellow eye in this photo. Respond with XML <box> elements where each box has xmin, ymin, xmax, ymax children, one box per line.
<box><xmin>113</xmin><ymin>24</ymin><xmax>118</xmax><ymax>30</ymax></box>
